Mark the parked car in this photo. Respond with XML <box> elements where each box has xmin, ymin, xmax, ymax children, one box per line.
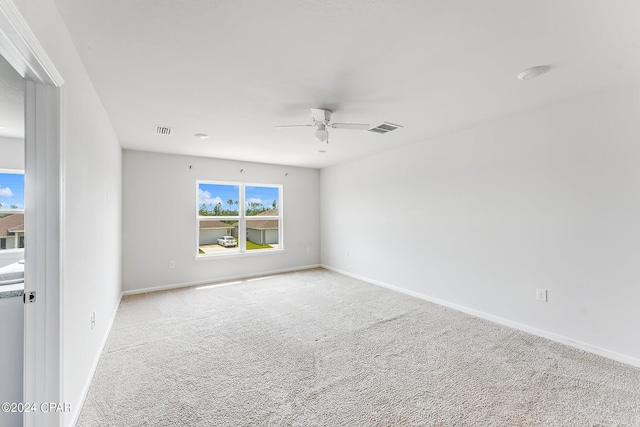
<box><xmin>0</xmin><ymin>259</ymin><xmax>24</xmax><ymax>286</ymax></box>
<box><xmin>217</xmin><ymin>236</ymin><xmax>237</xmax><ymax>247</ymax></box>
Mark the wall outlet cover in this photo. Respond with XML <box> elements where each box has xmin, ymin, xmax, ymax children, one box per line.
<box><xmin>536</xmin><ymin>288</ymin><xmax>548</xmax><ymax>302</ymax></box>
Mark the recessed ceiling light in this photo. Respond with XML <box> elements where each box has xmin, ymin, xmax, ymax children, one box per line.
<box><xmin>517</xmin><ymin>65</ymin><xmax>550</xmax><ymax>81</ymax></box>
<box><xmin>314</xmin><ymin>150</ymin><xmax>326</xmax><ymax>154</ymax></box>
<box><xmin>194</xmin><ymin>133</ymin><xmax>209</xmax><ymax>139</ymax></box>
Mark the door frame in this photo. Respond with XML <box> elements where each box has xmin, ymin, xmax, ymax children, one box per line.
<box><xmin>0</xmin><ymin>1</ymin><xmax>64</xmax><ymax>426</ymax></box>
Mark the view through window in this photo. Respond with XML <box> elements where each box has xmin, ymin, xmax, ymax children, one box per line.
<box><xmin>0</xmin><ymin>171</ymin><xmax>25</xmax><ymax>251</ymax></box>
<box><xmin>197</xmin><ymin>181</ymin><xmax>281</xmax><ymax>256</ymax></box>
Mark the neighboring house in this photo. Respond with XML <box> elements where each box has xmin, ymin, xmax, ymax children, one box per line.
<box><xmin>0</xmin><ymin>213</ymin><xmax>24</xmax><ymax>250</ymax></box>
<box><xmin>199</xmin><ymin>220</ymin><xmax>234</xmax><ymax>245</ymax></box>
<box><xmin>247</xmin><ymin>209</ymin><xmax>279</xmax><ymax>245</ymax></box>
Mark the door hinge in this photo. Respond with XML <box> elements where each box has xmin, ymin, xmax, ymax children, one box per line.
<box><xmin>24</xmin><ymin>291</ymin><xmax>36</xmax><ymax>304</ymax></box>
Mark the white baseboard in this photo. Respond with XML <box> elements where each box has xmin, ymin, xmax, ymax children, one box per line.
<box><xmin>69</xmin><ymin>291</ymin><xmax>123</xmax><ymax>427</ymax></box>
<box><xmin>122</xmin><ymin>264</ymin><xmax>322</xmax><ymax>296</ymax></box>
<box><xmin>321</xmin><ymin>264</ymin><xmax>640</xmax><ymax>369</ymax></box>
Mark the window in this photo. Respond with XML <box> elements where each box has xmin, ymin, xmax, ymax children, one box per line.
<box><xmin>0</xmin><ymin>171</ymin><xmax>25</xmax><ymax>251</ymax></box>
<box><xmin>0</xmin><ymin>171</ymin><xmax>24</xmax><ymax>212</ymax></box>
<box><xmin>244</xmin><ymin>185</ymin><xmax>280</xmax><ymax>251</ymax></box>
<box><xmin>197</xmin><ymin>181</ymin><xmax>282</xmax><ymax>256</ymax></box>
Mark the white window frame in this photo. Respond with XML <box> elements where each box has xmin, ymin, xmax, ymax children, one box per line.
<box><xmin>195</xmin><ymin>180</ymin><xmax>283</xmax><ymax>258</ymax></box>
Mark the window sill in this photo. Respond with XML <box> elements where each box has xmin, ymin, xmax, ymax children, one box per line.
<box><xmin>194</xmin><ymin>248</ymin><xmax>286</xmax><ymax>261</ymax></box>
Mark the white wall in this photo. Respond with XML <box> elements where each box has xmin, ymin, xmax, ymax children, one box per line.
<box><xmin>0</xmin><ymin>295</ymin><xmax>23</xmax><ymax>427</ymax></box>
<box><xmin>12</xmin><ymin>0</ymin><xmax>122</xmax><ymax>425</ymax></box>
<box><xmin>122</xmin><ymin>150</ymin><xmax>319</xmax><ymax>292</ymax></box>
<box><xmin>0</xmin><ymin>136</ymin><xmax>24</xmax><ymax>170</ymax></box>
<box><xmin>321</xmin><ymin>82</ymin><xmax>640</xmax><ymax>365</ymax></box>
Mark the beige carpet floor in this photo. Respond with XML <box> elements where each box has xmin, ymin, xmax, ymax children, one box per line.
<box><xmin>77</xmin><ymin>268</ymin><xmax>640</xmax><ymax>426</ymax></box>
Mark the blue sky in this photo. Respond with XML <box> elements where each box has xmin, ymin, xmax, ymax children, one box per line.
<box><xmin>198</xmin><ymin>183</ymin><xmax>279</xmax><ymax>213</ymax></box>
<box><xmin>0</xmin><ymin>172</ymin><xmax>24</xmax><ymax>209</ymax></box>
<box><xmin>246</xmin><ymin>186</ymin><xmax>279</xmax><ymax>210</ymax></box>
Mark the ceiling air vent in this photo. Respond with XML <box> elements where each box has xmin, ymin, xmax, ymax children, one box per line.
<box><xmin>368</xmin><ymin>122</ymin><xmax>403</xmax><ymax>134</ymax></box>
<box><xmin>155</xmin><ymin>125</ymin><xmax>173</xmax><ymax>136</ymax></box>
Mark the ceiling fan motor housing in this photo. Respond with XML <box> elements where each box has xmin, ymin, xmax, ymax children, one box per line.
<box><xmin>311</xmin><ymin>108</ymin><xmax>331</xmax><ymax>125</ymax></box>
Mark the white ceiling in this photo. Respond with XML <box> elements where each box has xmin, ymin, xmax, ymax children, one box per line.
<box><xmin>0</xmin><ymin>54</ymin><xmax>24</xmax><ymax>139</ymax></box>
<box><xmin>52</xmin><ymin>0</ymin><xmax>640</xmax><ymax>169</ymax></box>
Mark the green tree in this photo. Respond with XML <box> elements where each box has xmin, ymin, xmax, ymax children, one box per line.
<box><xmin>213</xmin><ymin>202</ymin><xmax>222</xmax><ymax>216</ymax></box>
<box><xmin>199</xmin><ymin>203</ymin><xmax>210</xmax><ymax>216</ymax></box>
<box><xmin>10</xmin><ymin>204</ymin><xmax>17</xmax><ymax>209</ymax></box>
<box><xmin>247</xmin><ymin>201</ymin><xmax>264</xmax><ymax>216</ymax></box>
<box><xmin>227</xmin><ymin>199</ymin><xmax>235</xmax><ymax>215</ymax></box>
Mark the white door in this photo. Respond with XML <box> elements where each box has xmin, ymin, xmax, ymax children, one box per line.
<box><xmin>1</xmin><ymin>2</ymin><xmax>64</xmax><ymax>425</ymax></box>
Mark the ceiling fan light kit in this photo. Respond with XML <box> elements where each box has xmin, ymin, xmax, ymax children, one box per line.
<box><xmin>314</xmin><ymin>124</ymin><xmax>329</xmax><ymax>143</ymax></box>
<box><xmin>276</xmin><ymin>108</ymin><xmax>401</xmax><ymax>143</ymax></box>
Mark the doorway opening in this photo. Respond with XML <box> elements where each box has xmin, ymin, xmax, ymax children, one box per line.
<box><xmin>0</xmin><ymin>50</ymin><xmax>26</xmax><ymax>427</ymax></box>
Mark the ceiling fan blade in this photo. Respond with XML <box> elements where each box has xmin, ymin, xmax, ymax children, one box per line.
<box><xmin>274</xmin><ymin>124</ymin><xmax>313</xmax><ymax>128</ymax></box>
<box><xmin>330</xmin><ymin>123</ymin><xmax>371</xmax><ymax>130</ymax></box>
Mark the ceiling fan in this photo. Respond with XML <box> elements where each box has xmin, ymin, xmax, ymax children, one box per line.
<box><xmin>275</xmin><ymin>108</ymin><xmax>372</xmax><ymax>143</ymax></box>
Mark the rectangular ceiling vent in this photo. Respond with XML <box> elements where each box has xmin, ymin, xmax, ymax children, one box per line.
<box><xmin>368</xmin><ymin>122</ymin><xmax>403</xmax><ymax>134</ymax></box>
<box><xmin>155</xmin><ymin>125</ymin><xmax>173</xmax><ymax>136</ymax></box>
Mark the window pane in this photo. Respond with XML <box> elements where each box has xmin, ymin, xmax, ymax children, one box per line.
<box><xmin>198</xmin><ymin>220</ymin><xmax>238</xmax><ymax>254</ymax></box>
<box><xmin>245</xmin><ymin>219</ymin><xmax>279</xmax><ymax>251</ymax></box>
<box><xmin>0</xmin><ymin>172</ymin><xmax>25</xmax><ymax>252</ymax></box>
<box><xmin>0</xmin><ymin>172</ymin><xmax>24</xmax><ymax>212</ymax></box>
<box><xmin>198</xmin><ymin>183</ymin><xmax>239</xmax><ymax>217</ymax></box>
<box><xmin>245</xmin><ymin>186</ymin><xmax>279</xmax><ymax>216</ymax></box>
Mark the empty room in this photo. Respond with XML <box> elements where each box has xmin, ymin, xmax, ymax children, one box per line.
<box><xmin>0</xmin><ymin>1</ymin><xmax>639</xmax><ymax>426</ymax></box>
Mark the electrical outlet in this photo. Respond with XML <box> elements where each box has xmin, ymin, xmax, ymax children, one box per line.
<box><xmin>536</xmin><ymin>288</ymin><xmax>548</xmax><ymax>302</ymax></box>
<box><xmin>169</xmin><ymin>260</ymin><xmax>175</xmax><ymax>269</ymax></box>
